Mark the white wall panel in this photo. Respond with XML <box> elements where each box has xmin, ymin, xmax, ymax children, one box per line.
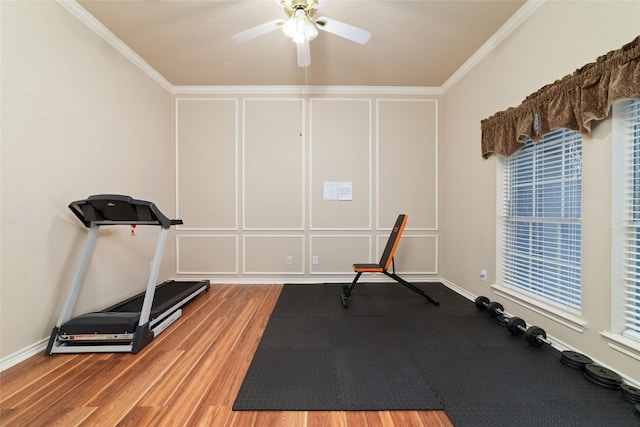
<box><xmin>177</xmin><ymin>235</ymin><xmax>238</xmax><ymax>274</ymax></box>
<box><xmin>309</xmin><ymin>235</ymin><xmax>371</xmax><ymax>274</ymax></box>
<box><xmin>379</xmin><ymin>234</ymin><xmax>438</xmax><ymax>274</ymax></box>
<box><xmin>243</xmin><ymin>99</ymin><xmax>304</xmax><ymax>230</ymax></box>
<box><xmin>377</xmin><ymin>99</ymin><xmax>438</xmax><ymax>230</ymax></box>
<box><xmin>176</xmin><ymin>98</ymin><xmax>237</xmax><ymax>230</ymax></box>
<box><xmin>243</xmin><ymin>235</ymin><xmax>305</xmax><ymax>274</ymax></box>
<box><xmin>310</xmin><ymin>99</ymin><xmax>371</xmax><ymax>230</ymax></box>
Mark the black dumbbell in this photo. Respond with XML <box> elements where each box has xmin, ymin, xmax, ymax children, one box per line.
<box><xmin>474</xmin><ymin>296</ymin><xmax>505</xmax><ymax>317</ymax></box>
<box><xmin>506</xmin><ymin>317</ymin><xmax>551</xmax><ymax>346</ymax></box>
<box><xmin>474</xmin><ymin>296</ymin><xmax>552</xmax><ymax>347</ymax></box>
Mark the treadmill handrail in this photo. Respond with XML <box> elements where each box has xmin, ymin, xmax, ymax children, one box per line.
<box><xmin>69</xmin><ymin>194</ymin><xmax>181</xmax><ymax>228</ymax></box>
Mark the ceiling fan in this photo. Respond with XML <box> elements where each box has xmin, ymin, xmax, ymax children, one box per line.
<box><xmin>232</xmin><ymin>0</ymin><xmax>371</xmax><ymax>68</ymax></box>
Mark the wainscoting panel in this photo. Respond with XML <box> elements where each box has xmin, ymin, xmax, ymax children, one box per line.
<box><xmin>176</xmin><ymin>98</ymin><xmax>238</xmax><ymax>230</ymax></box>
<box><xmin>243</xmin><ymin>99</ymin><xmax>305</xmax><ymax>230</ymax></box>
<box><xmin>243</xmin><ymin>235</ymin><xmax>305</xmax><ymax>274</ymax></box>
<box><xmin>309</xmin><ymin>99</ymin><xmax>372</xmax><ymax>230</ymax></box>
<box><xmin>377</xmin><ymin>99</ymin><xmax>438</xmax><ymax>230</ymax></box>
<box><xmin>177</xmin><ymin>234</ymin><xmax>238</xmax><ymax>274</ymax></box>
<box><xmin>309</xmin><ymin>235</ymin><xmax>371</xmax><ymax>274</ymax></box>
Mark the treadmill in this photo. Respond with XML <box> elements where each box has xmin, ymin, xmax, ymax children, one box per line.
<box><xmin>45</xmin><ymin>194</ymin><xmax>210</xmax><ymax>355</ymax></box>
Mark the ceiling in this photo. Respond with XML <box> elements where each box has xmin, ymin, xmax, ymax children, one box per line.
<box><xmin>77</xmin><ymin>0</ymin><xmax>527</xmax><ymax>87</ymax></box>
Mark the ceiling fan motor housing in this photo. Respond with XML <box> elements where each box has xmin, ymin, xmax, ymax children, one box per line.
<box><xmin>282</xmin><ymin>0</ymin><xmax>318</xmax><ymax>20</ymax></box>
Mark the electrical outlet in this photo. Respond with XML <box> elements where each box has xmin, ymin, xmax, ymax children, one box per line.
<box><xmin>480</xmin><ymin>269</ymin><xmax>487</xmax><ymax>282</ymax></box>
<box><xmin>287</xmin><ymin>256</ymin><xmax>293</xmax><ymax>265</ymax></box>
<box><xmin>312</xmin><ymin>256</ymin><xmax>319</xmax><ymax>265</ymax></box>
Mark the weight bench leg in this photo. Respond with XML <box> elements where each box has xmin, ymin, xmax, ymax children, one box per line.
<box><xmin>341</xmin><ymin>272</ymin><xmax>362</xmax><ymax>308</ymax></box>
<box><xmin>384</xmin><ymin>271</ymin><xmax>440</xmax><ymax>306</ymax></box>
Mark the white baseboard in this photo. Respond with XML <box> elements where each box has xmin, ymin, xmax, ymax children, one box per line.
<box><xmin>1</xmin><ymin>338</ymin><xmax>48</xmax><ymax>372</ymax></box>
<box><xmin>439</xmin><ymin>278</ymin><xmax>477</xmax><ymax>301</ymax></box>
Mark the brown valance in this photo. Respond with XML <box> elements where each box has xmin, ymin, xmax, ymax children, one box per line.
<box><xmin>481</xmin><ymin>35</ymin><xmax>640</xmax><ymax>159</ymax></box>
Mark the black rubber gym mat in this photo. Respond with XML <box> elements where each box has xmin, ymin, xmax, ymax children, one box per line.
<box><xmin>233</xmin><ymin>283</ymin><xmax>639</xmax><ymax>426</ymax></box>
<box><xmin>233</xmin><ymin>283</ymin><xmax>443</xmax><ymax>411</ymax></box>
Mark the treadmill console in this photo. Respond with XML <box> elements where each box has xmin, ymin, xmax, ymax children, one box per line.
<box><xmin>68</xmin><ymin>194</ymin><xmax>182</xmax><ymax>228</ymax></box>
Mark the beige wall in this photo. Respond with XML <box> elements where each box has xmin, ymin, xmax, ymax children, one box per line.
<box><xmin>174</xmin><ymin>94</ymin><xmax>440</xmax><ymax>279</ymax></box>
<box><xmin>440</xmin><ymin>0</ymin><xmax>640</xmax><ymax>383</ymax></box>
<box><xmin>1</xmin><ymin>2</ymin><xmax>173</xmax><ymax>359</ymax></box>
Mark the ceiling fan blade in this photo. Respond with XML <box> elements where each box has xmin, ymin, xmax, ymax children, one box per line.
<box><xmin>316</xmin><ymin>16</ymin><xmax>371</xmax><ymax>44</ymax></box>
<box><xmin>296</xmin><ymin>40</ymin><xmax>311</xmax><ymax>67</ymax></box>
<box><xmin>232</xmin><ymin>19</ymin><xmax>285</xmax><ymax>44</ymax></box>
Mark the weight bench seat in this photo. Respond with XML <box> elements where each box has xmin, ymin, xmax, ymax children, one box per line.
<box><xmin>341</xmin><ymin>214</ymin><xmax>439</xmax><ymax>307</ymax></box>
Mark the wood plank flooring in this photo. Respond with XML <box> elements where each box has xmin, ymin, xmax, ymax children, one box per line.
<box><xmin>0</xmin><ymin>284</ymin><xmax>453</xmax><ymax>426</ymax></box>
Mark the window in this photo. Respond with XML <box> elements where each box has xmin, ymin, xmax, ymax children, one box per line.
<box><xmin>613</xmin><ymin>99</ymin><xmax>640</xmax><ymax>342</ymax></box>
<box><xmin>502</xmin><ymin>128</ymin><xmax>582</xmax><ymax>312</ymax></box>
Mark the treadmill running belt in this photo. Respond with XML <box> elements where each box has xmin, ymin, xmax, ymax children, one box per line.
<box><xmin>104</xmin><ymin>280</ymin><xmax>207</xmax><ymax>319</ymax></box>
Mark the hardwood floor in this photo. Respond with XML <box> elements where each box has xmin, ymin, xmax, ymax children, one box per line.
<box><xmin>0</xmin><ymin>284</ymin><xmax>453</xmax><ymax>426</ymax></box>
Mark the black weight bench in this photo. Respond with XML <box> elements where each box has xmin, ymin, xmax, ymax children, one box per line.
<box><xmin>340</xmin><ymin>214</ymin><xmax>439</xmax><ymax>307</ymax></box>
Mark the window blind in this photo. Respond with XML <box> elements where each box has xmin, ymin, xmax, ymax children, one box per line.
<box><xmin>503</xmin><ymin>128</ymin><xmax>582</xmax><ymax>311</ymax></box>
<box><xmin>619</xmin><ymin>99</ymin><xmax>640</xmax><ymax>341</ymax></box>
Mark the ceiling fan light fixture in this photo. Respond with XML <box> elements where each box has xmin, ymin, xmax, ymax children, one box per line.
<box><xmin>282</xmin><ymin>8</ymin><xmax>318</xmax><ymax>43</ymax></box>
<box><xmin>233</xmin><ymin>0</ymin><xmax>369</xmax><ymax>68</ymax></box>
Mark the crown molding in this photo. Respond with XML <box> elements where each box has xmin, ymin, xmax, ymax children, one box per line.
<box><xmin>59</xmin><ymin>0</ymin><xmax>543</xmax><ymax>97</ymax></box>
<box><xmin>170</xmin><ymin>85</ymin><xmax>443</xmax><ymax>96</ymax></box>
<box><xmin>57</xmin><ymin>0</ymin><xmax>172</xmax><ymax>92</ymax></box>
<box><xmin>440</xmin><ymin>0</ymin><xmax>545</xmax><ymax>93</ymax></box>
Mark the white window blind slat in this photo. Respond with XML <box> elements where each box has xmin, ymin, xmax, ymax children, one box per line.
<box><xmin>617</xmin><ymin>98</ymin><xmax>640</xmax><ymax>341</ymax></box>
<box><xmin>503</xmin><ymin>128</ymin><xmax>582</xmax><ymax>311</ymax></box>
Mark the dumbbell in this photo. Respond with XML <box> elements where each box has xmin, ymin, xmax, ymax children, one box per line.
<box><xmin>474</xmin><ymin>296</ymin><xmax>504</xmax><ymax>317</ymax></box>
<box><xmin>474</xmin><ymin>296</ymin><xmax>552</xmax><ymax>347</ymax></box>
<box><xmin>505</xmin><ymin>317</ymin><xmax>551</xmax><ymax>346</ymax></box>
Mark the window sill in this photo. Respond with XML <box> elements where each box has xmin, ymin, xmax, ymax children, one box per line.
<box><xmin>599</xmin><ymin>332</ymin><xmax>640</xmax><ymax>361</ymax></box>
<box><xmin>491</xmin><ymin>284</ymin><xmax>587</xmax><ymax>333</ymax></box>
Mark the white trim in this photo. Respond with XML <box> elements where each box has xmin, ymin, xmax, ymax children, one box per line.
<box><xmin>439</xmin><ymin>278</ymin><xmax>478</xmax><ymax>302</ymax></box>
<box><xmin>57</xmin><ymin>0</ymin><xmax>171</xmax><ymax>92</ymax></box>
<box><xmin>242</xmin><ymin>235</ymin><xmax>306</xmax><ymax>275</ymax></box>
<box><xmin>440</xmin><ymin>0</ymin><xmax>545</xmax><ymax>92</ymax></box>
<box><xmin>375</xmin><ymin>99</ymin><xmax>439</xmax><ymax>230</ymax></box>
<box><xmin>308</xmin><ymin>98</ymin><xmax>373</xmax><ymax>231</ymax></box>
<box><xmin>199</xmin><ymin>276</ymin><xmax>444</xmax><ymax>285</ymax></box>
<box><xmin>176</xmin><ymin>235</ymin><xmax>239</xmax><ymax>275</ymax></box>
<box><xmin>491</xmin><ymin>283</ymin><xmax>587</xmax><ymax>333</ymax></box>
<box><xmin>241</xmin><ymin>98</ymin><xmax>306</xmax><ymax>231</ymax></box>
<box><xmin>175</xmin><ymin>98</ymin><xmax>239</xmax><ymax>231</ymax></box>
<box><xmin>0</xmin><ymin>338</ymin><xmax>48</xmax><ymax>372</ymax></box>
<box><xmin>172</xmin><ymin>85</ymin><xmax>443</xmax><ymax>96</ymax></box>
<box><xmin>599</xmin><ymin>332</ymin><xmax>640</xmax><ymax>361</ymax></box>
<box><xmin>309</xmin><ymin>234</ymin><xmax>372</xmax><ymax>274</ymax></box>
<box><xmin>380</xmin><ymin>234</ymin><xmax>438</xmax><ymax>275</ymax></box>
<box><xmin>611</xmin><ymin>100</ymin><xmax>627</xmax><ymax>333</ymax></box>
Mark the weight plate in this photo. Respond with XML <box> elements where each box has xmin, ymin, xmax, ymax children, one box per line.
<box><xmin>487</xmin><ymin>302</ymin><xmax>504</xmax><ymax>318</ymax></box>
<box><xmin>475</xmin><ymin>296</ymin><xmax>490</xmax><ymax>311</ymax></box>
<box><xmin>584</xmin><ymin>371</ymin><xmax>622</xmax><ymax>390</ymax></box>
<box><xmin>621</xmin><ymin>384</ymin><xmax>640</xmax><ymax>403</ymax></box>
<box><xmin>584</xmin><ymin>364</ymin><xmax>623</xmax><ymax>387</ymax></box>
<box><xmin>507</xmin><ymin>317</ymin><xmax>526</xmax><ymax>335</ymax></box>
<box><xmin>524</xmin><ymin>326</ymin><xmax>546</xmax><ymax>346</ymax></box>
<box><xmin>561</xmin><ymin>358</ymin><xmax>589</xmax><ymax>370</ymax></box>
<box><xmin>560</xmin><ymin>350</ymin><xmax>593</xmax><ymax>370</ymax></box>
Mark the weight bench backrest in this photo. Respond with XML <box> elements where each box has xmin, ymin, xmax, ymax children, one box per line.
<box><xmin>379</xmin><ymin>214</ymin><xmax>408</xmax><ymax>271</ymax></box>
